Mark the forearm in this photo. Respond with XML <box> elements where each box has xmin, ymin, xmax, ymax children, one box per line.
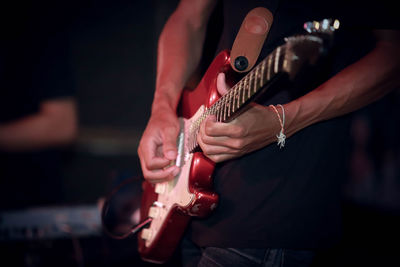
<box><xmin>152</xmin><ymin>0</ymin><xmax>216</xmax><ymax>114</ymax></box>
<box><xmin>284</xmin><ymin>35</ymin><xmax>400</xmax><ymax>137</ymax></box>
<box><xmin>0</xmin><ymin>99</ymin><xmax>77</xmax><ymax>151</ymax></box>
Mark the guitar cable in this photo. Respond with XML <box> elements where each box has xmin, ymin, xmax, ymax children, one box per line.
<box><xmin>101</xmin><ymin>177</ymin><xmax>153</xmax><ymax>239</ymax></box>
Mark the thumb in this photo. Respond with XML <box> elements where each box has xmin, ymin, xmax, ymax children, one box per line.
<box><xmin>217</xmin><ymin>72</ymin><xmax>230</xmax><ymax>96</ymax></box>
<box><xmin>162</xmin><ymin>126</ymin><xmax>178</xmax><ymax>160</ymax></box>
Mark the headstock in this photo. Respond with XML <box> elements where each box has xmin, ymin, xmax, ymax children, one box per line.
<box><xmin>283</xmin><ymin>19</ymin><xmax>340</xmax><ymax>79</ymax></box>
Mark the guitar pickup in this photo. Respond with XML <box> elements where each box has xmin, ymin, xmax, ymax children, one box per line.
<box><xmin>148</xmin><ymin>207</ymin><xmax>159</xmax><ymax>218</ymax></box>
<box><xmin>155</xmin><ymin>183</ymin><xmax>166</xmax><ymax>194</ymax></box>
<box><xmin>141</xmin><ymin>228</ymin><xmax>153</xmax><ymax>240</ymax></box>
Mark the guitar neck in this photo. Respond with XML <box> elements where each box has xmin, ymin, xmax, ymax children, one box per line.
<box><xmin>188</xmin><ymin>44</ymin><xmax>289</xmax><ymax>152</ymax></box>
<box><xmin>213</xmin><ymin>45</ymin><xmax>288</xmax><ymax>122</ymax></box>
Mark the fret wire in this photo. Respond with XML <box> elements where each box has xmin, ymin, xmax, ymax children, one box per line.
<box><xmin>220</xmin><ymin>100</ymin><xmax>224</xmax><ymax>122</ymax></box>
<box><xmin>214</xmin><ymin>103</ymin><xmax>218</xmax><ymax>122</ymax></box>
<box><xmin>225</xmin><ymin>95</ymin><xmax>229</xmax><ymax>121</ymax></box>
<box><xmin>215</xmin><ymin>102</ymin><xmax>220</xmax><ymax>122</ymax></box>
<box><xmin>239</xmin><ymin>78</ymin><xmax>244</xmax><ymax>108</ymax></box>
<box><xmin>225</xmin><ymin>94</ymin><xmax>230</xmax><ymax>121</ymax></box>
<box><xmin>248</xmin><ymin>74</ymin><xmax>252</xmax><ymax>99</ymax></box>
<box><xmin>245</xmin><ymin>74</ymin><xmax>250</xmax><ymax>103</ymax></box>
<box><xmin>261</xmin><ymin>59</ymin><xmax>266</xmax><ymax>86</ymax></box>
<box><xmin>236</xmin><ymin>83</ymin><xmax>241</xmax><ymax>109</ymax></box>
<box><xmin>236</xmin><ymin>85</ymin><xmax>241</xmax><ymax>111</ymax></box>
<box><xmin>213</xmin><ymin>103</ymin><xmax>217</xmax><ymax>122</ymax></box>
<box><xmin>280</xmin><ymin>49</ymin><xmax>286</xmax><ymax>73</ymax></box>
<box><xmin>232</xmin><ymin>85</ymin><xmax>237</xmax><ymax>113</ymax></box>
<box><xmin>282</xmin><ymin>45</ymin><xmax>288</xmax><ymax>72</ymax></box>
<box><xmin>214</xmin><ymin>101</ymin><xmax>219</xmax><ymax>121</ymax></box>
<box><xmin>218</xmin><ymin>102</ymin><xmax>223</xmax><ymax>122</ymax></box>
<box><xmin>223</xmin><ymin>98</ymin><xmax>227</xmax><ymax>121</ymax></box>
<box><xmin>230</xmin><ymin>90</ymin><xmax>235</xmax><ymax>116</ymax></box>
<box><xmin>254</xmin><ymin>66</ymin><xmax>259</xmax><ymax>93</ymax></box>
<box><xmin>222</xmin><ymin>95</ymin><xmax>227</xmax><ymax>122</ymax></box>
<box><xmin>248</xmin><ymin>71</ymin><xmax>252</xmax><ymax>98</ymax></box>
<box><xmin>252</xmin><ymin>67</ymin><xmax>256</xmax><ymax>94</ymax></box>
<box><xmin>231</xmin><ymin>84</ymin><xmax>237</xmax><ymax>112</ymax></box>
<box><xmin>232</xmin><ymin>89</ymin><xmax>236</xmax><ymax>114</ymax></box>
<box><xmin>274</xmin><ymin>47</ymin><xmax>281</xmax><ymax>74</ymax></box>
<box><xmin>227</xmin><ymin>92</ymin><xmax>232</xmax><ymax>119</ymax></box>
<box><xmin>246</xmin><ymin>74</ymin><xmax>251</xmax><ymax>103</ymax></box>
<box><xmin>238</xmin><ymin>79</ymin><xmax>242</xmax><ymax>107</ymax></box>
<box><xmin>258</xmin><ymin>65</ymin><xmax>261</xmax><ymax>87</ymax></box>
<box><xmin>251</xmin><ymin>71</ymin><xmax>255</xmax><ymax>97</ymax></box>
<box><xmin>236</xmin><ymin>84</ymin><xmax>240</xmax><ymax>109</ymax></box>
<box><xmin>254</xmin><ymin>66</ymin><xmax>259</xmax><ymax>91</ymax></box>
<box><xmin>226</xmin><ymin>92</ymin><xmax>232</xmax><ymax>120</ymax></box>
<box><xmin>267</xmin><ymin>53</ymin><xmax>273</xmax><ymax>80</ymax></box>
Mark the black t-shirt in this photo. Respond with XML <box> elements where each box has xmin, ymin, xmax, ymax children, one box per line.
<box><xmin>0</xmin><ymin>2</ymin><xmax>74</xmax><ymax>210</ymax></box>
<box><xmin>188</xmin><ymin>0</ymin><xmax>397</xmax><ymax>249</ymax></box>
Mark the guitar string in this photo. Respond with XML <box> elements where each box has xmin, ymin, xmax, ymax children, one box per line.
<box><xmin>188</xmin><ymin>31</ymin><xmax>335</xmax><ymax>150</ymax></box>
<box><xmin>188</xmin><ymin>48</ymin><xmax>287</xmax><ymax>152</ymax></box>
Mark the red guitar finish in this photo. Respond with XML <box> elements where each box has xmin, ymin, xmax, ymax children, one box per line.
<box><xmin>138</xmin><ymin>50</ymin><xmax>231</xmax><ymax>264</ymax></box>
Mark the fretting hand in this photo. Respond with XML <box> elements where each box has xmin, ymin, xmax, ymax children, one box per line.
<box><xmin>197</xmin><ymin>73</ymin><xmax>282</xmax><ymax>163</ymax></box>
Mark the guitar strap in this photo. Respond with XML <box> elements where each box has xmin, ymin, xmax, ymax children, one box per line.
<box><xmin>230</xmin><ymin>7</ymin><xmax>274</xmax><ymax>73</ymax></box>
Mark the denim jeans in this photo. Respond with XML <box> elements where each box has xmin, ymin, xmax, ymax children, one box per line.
<box><xmin>181</xmin><ymin>238</ymin><xmax>315</xmax><ymax>267</ymax></box>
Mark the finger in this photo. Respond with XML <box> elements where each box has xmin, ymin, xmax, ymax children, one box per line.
<box><xmin>161</xmin><ymin>126</ymin><xmax>179</xmax><ymax>160</ymax></box>
<box><xmin>197</xmin><ymin>134</ymin><xmax>229</xmax><ymax>163</ymax></box>
<box><xmin>204</xmin><ymin>116</ymin><xmax>245</xmax><ymax>138</ymax></box>
<box><xmin>202</xmin><ymin>143</ymin><xmax>240</xmax><ymax>156</ymax></box>
<box><xmin>201</xmin><ymin>135</ymin><xmax>245</xmax><ymax>151</ymax></box>
<box><xmin>198</xmin><ymin>125</ymin><xmax>240</xmax><ymax>154</ymax></box>
<box><xmin>199</xmin><ymin>116</ymin><xmax>223</xmax><ymax>145</ymax></box>
<box><xmin>145</xmin><ymin>168</ymin><xmax>177</xmax><ymax>183</ymax></box>
<box><xmin>145</xmin><ymin>157</ymin><xmax>172</xmax><ymax>170</ymax></box>
<box><xmin>217</xmin><ymin>72</ymin><xmax>230</xmax><ymax>96</ymax></box>
<box><xmin>199</xmin><ymin>120</ymin><xmax>227</xmax><ymax>145</ymax></box>
<box><xmin>208</xmin><ymin>153</ymin><xmax>237</xmax><ymax>163</ymax></box>
<box><xmin>138</xmin><ymin>138</ymin><xmax>170</xmax><ymax>170</ymax></box>
<box><xmin>140</xmin><ymin>156</ymin><xmax>179</xmax><ymax>183</ymax></box>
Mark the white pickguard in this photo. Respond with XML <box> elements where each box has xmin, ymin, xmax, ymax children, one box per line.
<box><xmin>141</xmin><ymin>105</ymin><xmax>206</xmax><ymax>247</ymax></box>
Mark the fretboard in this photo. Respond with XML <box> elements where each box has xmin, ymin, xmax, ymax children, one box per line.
<box><xmin>188</xmin><ymin>44</ymin><xmax>289</xmax><ymax>152</ymax></box>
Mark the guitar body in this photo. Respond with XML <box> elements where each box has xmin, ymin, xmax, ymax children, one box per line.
<box><xmin>138</xmin><ymin>50</ymin><xmax>231</xmax><ymax>263</ymax></box>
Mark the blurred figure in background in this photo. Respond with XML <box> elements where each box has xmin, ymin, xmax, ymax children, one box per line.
<box><xmin>0</xmin><ymin>2</ymin><xmax>77</xmax><ymax>210</ymax></box>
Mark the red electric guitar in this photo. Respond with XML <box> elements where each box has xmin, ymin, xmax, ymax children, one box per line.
<box><xmin>138</xmin><ymin>19</ymin><xmax>340</xmax><ymax>263</ymax></box>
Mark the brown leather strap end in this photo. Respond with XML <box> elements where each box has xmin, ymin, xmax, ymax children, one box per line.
<box><xmin>230</xmin><ymin>7</ymin><xmax>273</xmax><ymax>73</ymax></box>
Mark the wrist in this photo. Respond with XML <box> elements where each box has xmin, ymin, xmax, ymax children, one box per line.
<box><xmin>151</xmin><ymin>101</ymin><xmax>175</xmax><ymax>116</ymax></box>
<box><xmin>151</xmin><ymin>84</ymin><xmax>182</xmax><ymax>115</ymax></box>
<box><xmin>283</xmin><ymin>98</ymin><xmax>319</xmax><ymax>138</ymax></box>
<box><xmin>268</xmin><ymin>104</ymin><xmax>287</xmax><ymax>148</ymax></box>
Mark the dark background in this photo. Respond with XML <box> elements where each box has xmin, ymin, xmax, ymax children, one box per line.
<box><xmin>1</xmin><ymin>1</ymin><xmax>399</xmax><ymax>266</ymax></box>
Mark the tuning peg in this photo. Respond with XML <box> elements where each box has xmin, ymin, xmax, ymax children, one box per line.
<box><xmin>304</xmin><ymin>19</ymin><xmax>340</xmax><ymax>33</ymax></box>
<box><xmin>303</xmin><ymin>21</ymin><xmax>314</xmax><ymax>33</ymax></box>
<box><xmin>333</xmin><ymin>19</ymin><xmax>340</xmax><ymax>30</ymax></box>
